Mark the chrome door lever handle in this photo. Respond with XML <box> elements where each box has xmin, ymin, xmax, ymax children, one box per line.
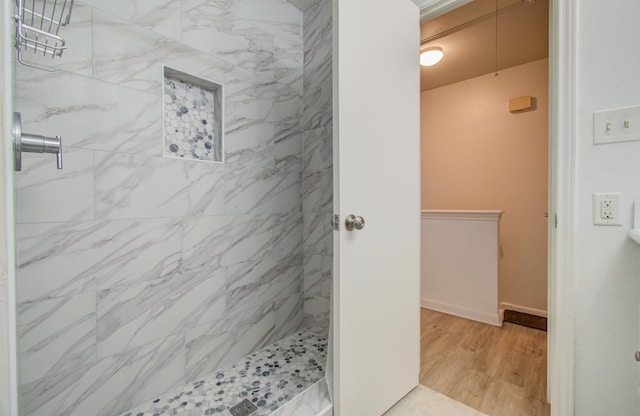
<box><xmin>345</xmin><ymin>214</ymin><xmax>365</xmax><ymax>231</ymax></box>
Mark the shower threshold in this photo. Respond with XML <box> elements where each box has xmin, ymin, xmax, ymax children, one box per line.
<box><xmin>120</xmin><ymin>330</ymin><xmax>328</xmax><ymax>416</ymax></box>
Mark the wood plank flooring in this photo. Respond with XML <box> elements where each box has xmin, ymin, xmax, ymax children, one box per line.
<box><xmin>420</xmin><ymin>308</ymin><xmax>550</xmax><ymax>416</ymax></box>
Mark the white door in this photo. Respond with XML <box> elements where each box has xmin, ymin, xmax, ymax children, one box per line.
<box><xmin>332</xmin><ymin>0</ymin><xmax>421</xmax><ymax>415</ymax></box>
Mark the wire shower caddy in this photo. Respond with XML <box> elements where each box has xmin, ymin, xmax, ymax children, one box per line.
<box><xmin>14</xmin><ymin>0</ymin><xmax>75</xmax><ymax>71</ymax></box>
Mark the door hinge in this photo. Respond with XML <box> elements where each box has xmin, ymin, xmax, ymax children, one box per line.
<box><xmin>555</xmin><ymin>214</ymin><xmax>558</xmax><ymax>229</ymax></box>
<box><xmin>331</xmin><ymin>214</ymin><xmax>340</xmax><ymax>231</ymax></box>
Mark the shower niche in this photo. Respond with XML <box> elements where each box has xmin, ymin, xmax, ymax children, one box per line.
<box><xmin>162</xmin><ymin>66</ymin><xmax>224</xmax><ymax>163</ymax></box>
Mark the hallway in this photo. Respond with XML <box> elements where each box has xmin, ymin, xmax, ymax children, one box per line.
<box><xmin>418</xmin><ymin>309</ymin><xmax>549</xmax><ymax>416</ymax></box>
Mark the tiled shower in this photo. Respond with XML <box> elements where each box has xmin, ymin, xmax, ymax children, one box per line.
<box><xmin>13</xmin><ymin>0</ymin><xmax>332</xmax><ymax>414</ymax></box>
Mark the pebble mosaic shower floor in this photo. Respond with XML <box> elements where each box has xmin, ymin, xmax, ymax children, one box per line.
<box><xmin>120</xmin><ymin>331</ymin><xmax>327</xmax><ymax>416</ymax></box>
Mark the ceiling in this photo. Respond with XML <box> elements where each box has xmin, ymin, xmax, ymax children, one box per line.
<box><xmin>288</xmin><ymin>0</ymin><xmax>548</xmax><ymax>92</ymax></box>
<box><xmin>413</xmin><ymin>0</ymin><xmax>474</xmax><ymax>21</ymax></box>
<box><xmin>420</xmin><ymin>0</ymin><xmax>549</xmax><ymax>91</ymax></box>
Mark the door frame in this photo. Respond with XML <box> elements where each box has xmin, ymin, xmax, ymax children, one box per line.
<box><xmin>417</xmin><ymin>0</ymin><xmax>576</xmax><ymax>414</ymax></box>
<box><xmin>1</xmin><ymin>0</ymin><xmax>19</xmax><ymax>415</ymax></box>
<box><xmin>547</xmin><ymin>0</ymin><xmax>576</xmax><ymax>415</ymax></box>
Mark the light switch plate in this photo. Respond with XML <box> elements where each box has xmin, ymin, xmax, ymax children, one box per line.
<box><xmin>594</xmin><ymin>105</ymin><xmax>640</xmax><ymax>144</ymax></box>
<box><xmin>593</xmin><ymin>193</ymin><xmax>622</xmax><ymax>226</ymax></box>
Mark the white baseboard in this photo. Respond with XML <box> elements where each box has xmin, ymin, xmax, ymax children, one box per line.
<box><xmin>421</xmin><ymin>298</ymin><xmax>501</xmax><ymax>326</ymax></box>
<box><xmin>499</xmin><ymin>302</ymin><xmax>548</xmax><ymax>319</ymax></box>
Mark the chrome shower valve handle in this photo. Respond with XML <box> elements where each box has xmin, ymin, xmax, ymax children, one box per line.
<box><xmin>13</xmin><ymin>112</ymin><xmax>63</xmax><ymax>172</ymax></box>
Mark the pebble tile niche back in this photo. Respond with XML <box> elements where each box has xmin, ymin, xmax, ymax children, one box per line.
<box><xmin>162</xmin><ymin>65</ymin><xmax>224</xmax><ymax>162</ymax></box>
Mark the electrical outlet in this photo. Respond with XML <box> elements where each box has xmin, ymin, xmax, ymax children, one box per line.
<box><xmin>593</xmin><ymin>193</ymin><xmax>622</xmax><ymax>225</ymax></box>
<box><xmin>601</xmin><ymin>199</ymin><xmax>613</xmax><ymax>219</ymax></box>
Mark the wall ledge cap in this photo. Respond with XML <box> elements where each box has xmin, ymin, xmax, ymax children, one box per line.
<box><xmin>421</xmin><ymin>209</ymin><xmax>504</xmax><ymax>221</ymax></box>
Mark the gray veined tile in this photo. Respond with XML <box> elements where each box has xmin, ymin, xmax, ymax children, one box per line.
<box><xmin>228</xmin><ymin>301</ymin><xmax>278</xmax><ymax>357</ymax></box>
<box><xmin>16</xmin><ymin>218</ymin><xmax>181</xmax><ymax>304</ymax></box>
<box><xmin>303</xmin><ymin>296</ymin><xmax>330</xmax><ymax>335</ymax></box>
<box><xmin>15</xmin><ymin>1</ymin><xmax>93</xmax><ymax>76</ymax></box>
<box><xmin>94</xmin><ymin>151</ymin><xmax>225</xmax><ymax>220</ymax></box>
<box><xmin>224</xmin><ymin>64</ymin><xmax>302</xmax><ymax>140</ymax></box>
<box><xmin>302</xmin><ymin>254</ymin><xmax>321</xmax><ymax>295</ymax></box>
<box><xmin>225</xmin><ymin>256</ymin><xmax>283</xmax><ymax>293</ymax></box>
<box><xmin>302</xmin><ymin>1</ymin><xmax>322</xmax><ymax>59</ymax></box>
<box><xmin>92</xmin><ymin>10</ymin><xmax>226</xmax><ymax>95</ymax></box>
<box><xmin>265</xmin><ymin>84</ymin><xmax>303</xmax><ymax>125</ymax></box>
<box><xmin>301</xmin><ymin>50</ymin><xmax>322</xmax><ymax>93</ymax></box>
<box><xmin>226</xmin><ymin>255</ymin><xmax>301</xmax><ymax>346</ymax></box>
<box><xmin>182</xmin><ymin>0</ymin><xmax>302</xmax><ymax>81</ymax></box>
<box><xmin>21</xmin><ymin>335</ymin><xmax>185</xmax><ymax>416</ymax></box>
<box><xmin>317</xmin><ymin>34</ymin><xmax>333</xmax><ymax>129</ymax></box>
<box><xmin>303</xmin><ymin>255</ymin><xmax>333</xmax><ymax>334</ymax></box>
<box><xmin>302</xmin><ymin>254</ymin><xmax>332</xmax><ymax>299</ymax></box>
<box><xmin>226</xmin><ymin>253</ymin><xmax>302</xmax><ymax>311</ymax></box>
<box><xmin>96</xmin><ymin>269</ymin><xmax>225</xmax><ymax>358</ymax></box>
<box><xmin>223</xmin><ymin>120</ymin><xmax>301</xmax><ymax>176</ymax></box>
<box><xmin>182</xmin><ymin>214</ymin><xmax>275</xmax><ymax>271</ymax></box>
<box><xmin>119</xmin><ymin>337</ymin><xmax>186</xmax><ymax>414</ymax></box>
<box><xmin>185</xmin><ymin>319</ymin><xmax>238</xmax><ymax>383</ymax></box>
<box><xmin>302</xmin><ymin>252</ymin><xmax>331</xmax><ymax>335</ymax></box>
<box><xmin>303</xmin><ymin>125</ymin><xmax>332</xmax><ymax>171</ymax></box>
<box><xmin>272</xmin><ymin>211</ymin><xmax>303</xmax><ymax>258</ymax></box>
<box><xmin>302</xmin><ymin>15</ymin><xmax>330</xmax><ymax>93</ymax></box>
<box><xmin>15</xmin><ymin>147</ymin><xmax>94</xmax><ymax>223</ymax></box>
<box><xmin>320</xmin><ymin>76</ymin><xmax>333</xmax><ymax>128</ymax></box>
<box><xmin>224</xmin><ymin>121</ymin><xmax>276</xmax><ymax>171</ymax></box>
<box><xmin>187</xmin><ymin>307</ymin><xmax>275</xmax><ymax>371</ymax></box>
<box><xmin>320</xmin><ymin>0</ymin><xmax>333</xmax><ymax>34</ymax></box>
<box><xmin>274</xmin><ymin>124</ymin><xmax>303</xmax><ymax>171</ymax></box>
<box><xmin>302</xmin><ymin>25</ymin><xmax>330</xmax><ymax>96</ymax></box>
<box><xmin>302</xmin><ymin>4</ymin><xmax>331</xmax><ymax>131</ymax></box>
<box><xmin>302</xmin><ymin>84</ymin><xmax>322</xmax><ymax>131</ymax></box>
<box><xmin>274</xmin><ymin>292</ymin><xmax>304</xmax><ymax>341</ymax></box>
<box><xmin>16</xmin><ymin>68</ymin><xmax>162</xmax><ymax>156</ymax></box>
<box><xmin>225</xmin><ymin>168</ymin><xmax>301</xmax><ymax>214</ymax></box>
<box><xmin>319</xmin><ymin>0</ymin><xmax>333</xmax><ymax>72</ymax></box>
<box><xmin>81</xmin><ymin>0</ymin><xmax>182</xmax><ymax>41</ymax></box>
<box><xmin>302</xmin><ymin>168</ymin><xmax>332</xmax><ymax>213</ymax></box>
<box><xmin>302</xmin><ymin>211</ymin><xmax>332</xmax><ymax>257</ymax></box>
<box><xmin>18</xmin><ymin>293</ymin><xmax>96</xmax><ymax>385</ymax></box>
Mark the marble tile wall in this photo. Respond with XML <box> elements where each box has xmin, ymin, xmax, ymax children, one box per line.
<box><xmin>301</xmin><ymin>0</ymin><xmax>333</xmax><ymax>334</ymax></box>
<box><xmin>14</xmin><ymin>1</ymin><xmax>304</xmax><ymax>415</ymax></box>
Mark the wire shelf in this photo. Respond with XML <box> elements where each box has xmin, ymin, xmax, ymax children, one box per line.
<box><xmin>15</xmin><ymin>0</ymin><xmax>75</xmax><ymax>71</ymax></box>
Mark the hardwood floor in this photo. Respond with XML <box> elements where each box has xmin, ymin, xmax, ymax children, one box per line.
<box><xmin>420</xmin><ymin>308</ymin><xmax>550</xmax><ymax>416</ymax></box>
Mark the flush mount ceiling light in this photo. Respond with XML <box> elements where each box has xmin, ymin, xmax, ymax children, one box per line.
<box><xmin>420</xmin><ymin>46</ymin><xmax>444</xmax><ymax>66</ymax></box>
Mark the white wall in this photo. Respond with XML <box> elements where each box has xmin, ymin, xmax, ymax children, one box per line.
<box><xmin>574</xmin><ymin>1</ymin><xmax>640</xmax><ymax>414</ymax></box>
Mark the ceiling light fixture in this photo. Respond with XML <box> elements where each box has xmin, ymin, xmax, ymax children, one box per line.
<box><xmin>420</xmin><ymin>46</ymin><xmax>444</xmax><ymax>66</ymax></box>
